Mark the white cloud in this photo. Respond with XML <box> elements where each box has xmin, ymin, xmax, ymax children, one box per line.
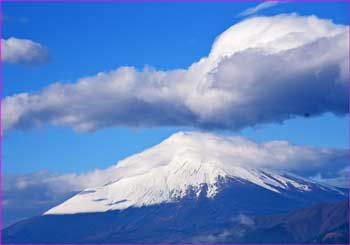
<box><xmin>193</xmin><ymin>213</ymin><xmax>255</xmax><ymax>243</ymax></box>
<box><xmin>2</xmin><ymin>37</ymin><xmax>50</xmax><ymax>65</ymax></box>
<box><xmin>238</xmin><ymin>1</ymin><xmax>279</xmax><ymax>17</ymax></box>
<box><xmin>2</xmin><ymin>14</ymin><xmax>348</xmax><ymax>132</ymax></box>
<box><xmin>311</xmin><ymin>166</ymin><xmax>349</xmax><ymax>188</ymax></box>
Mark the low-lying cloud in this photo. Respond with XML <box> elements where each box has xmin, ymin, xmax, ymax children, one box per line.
<box><xmin>2</xmin><ymin>37</ymin><xmax>50</xmax><ymax>66</ymax></box>
<box><xmin>192</xmin><ymin>213</ymin><xmax>255</xmax><ymax>243</ymax></box>
<box><xmin>2</xmin><ymin>14</ymin><xmax>348</xmax><ymax>132</ymax></box>
<box><xmin>2</xmin><ymin>169</ymin><xmax>112</xmax><ymax>227</ymax></box>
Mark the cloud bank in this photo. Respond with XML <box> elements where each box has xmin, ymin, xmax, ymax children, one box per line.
<box><xmin>238</xmin><ymin>1</ymin><xmax>279</xmax><ymax>17</ymax></box>
<box><xmin>3</xmin><ymin>133</ymin><xmax>348</xmax><ymax>226</ymax></box>
<box><xmin>2</xmin><ymin>37</ymin><xmax>50</xmax><ymax>65</ymax></box>
<box><xmin>2</xmin><ymin>14</ymin><xmax>348</xmax><ymax>133</ymax></box>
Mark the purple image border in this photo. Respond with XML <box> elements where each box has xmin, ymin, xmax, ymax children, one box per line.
<box><xmin>0</xmin><ymin>0</ymin><xmax>349</xmax><ymax>245</ymax></box>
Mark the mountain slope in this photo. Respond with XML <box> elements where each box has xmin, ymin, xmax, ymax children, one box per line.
<box><xmin>206</xmin><ymin>201</ymin><xmax>349</xmax><ymax>244</ymax></box>
<box><xmin>3</xmin><ymin>199</ymin><xmax>348</xmax><ymax>244</ymax></box>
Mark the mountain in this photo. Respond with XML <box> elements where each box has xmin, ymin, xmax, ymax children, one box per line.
<box><xmin>205</xmin><ymin>201</ymin><xmax>349</xmax><ymax>244</ymax></box>
<box><xmin>45</xmin><ymin>132</ymin><xmax>346</xmax><ymax>215</ymax></box>
<box><xmin>2</xmin><ymin>132</ymin><xmax>348</xmax><ymax>243</ymax></box>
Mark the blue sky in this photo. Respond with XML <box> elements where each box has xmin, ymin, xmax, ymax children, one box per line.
<box><xmin>3</xmin><ymin>2</ymin><xmax>349</xmax><ymax>175</ymax></box>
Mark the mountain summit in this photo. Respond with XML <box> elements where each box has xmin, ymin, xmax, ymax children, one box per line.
<box><xmin>45</xmin><ymin>132</ymin><xmax>345</xmax><ymax>215</ymax></box>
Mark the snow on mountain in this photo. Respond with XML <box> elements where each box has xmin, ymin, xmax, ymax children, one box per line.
<box><xmin>45</xmin><ymin>132</ymin><xmax>344</xmax><ymax>215</ymax></box>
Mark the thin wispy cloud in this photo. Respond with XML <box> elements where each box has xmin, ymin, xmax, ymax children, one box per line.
<box><xmin>2</xmin><ymin>15</ymin><xmax>29</xmax><ymax>23</ymax></box>
<box><xmin>3</xmin><ymin>15</ymin><xmax>347</xmax><ymax>133</ymax></box>
<box><xmin>238</xmin><ymin>1</ymin><xmax>279</xmax><ymax>17</ymax></box>
<box><xmin>2</xmin><ymin>37</ymin><xmax>50</xmax><ymax>66</ymax></box>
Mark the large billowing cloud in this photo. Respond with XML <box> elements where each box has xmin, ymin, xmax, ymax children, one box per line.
<box><xmin>2</xmin><ymin>37</ymin><xmax>50</xmax><ymax>65</ymax></box>
<box><xmin>3</xmin><ymin>133</ymin><xmax>348</xmax><ymax>226</ymax></box>
<box><xmin>2</xmin><ymin>14</ymin><xmax>348</xmax><ymax>132</ymax></box>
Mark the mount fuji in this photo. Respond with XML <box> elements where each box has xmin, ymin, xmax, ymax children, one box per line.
<box><xmin>2</xmin><ymin>132</ymin><xmax>348</xmax><ymax>243</ymax></box>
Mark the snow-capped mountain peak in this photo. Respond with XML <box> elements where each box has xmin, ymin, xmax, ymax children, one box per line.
<box><xmin>45</xmin><ymin>132</ymin><xmax>344</xmax><ymax>215</ymax></box>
